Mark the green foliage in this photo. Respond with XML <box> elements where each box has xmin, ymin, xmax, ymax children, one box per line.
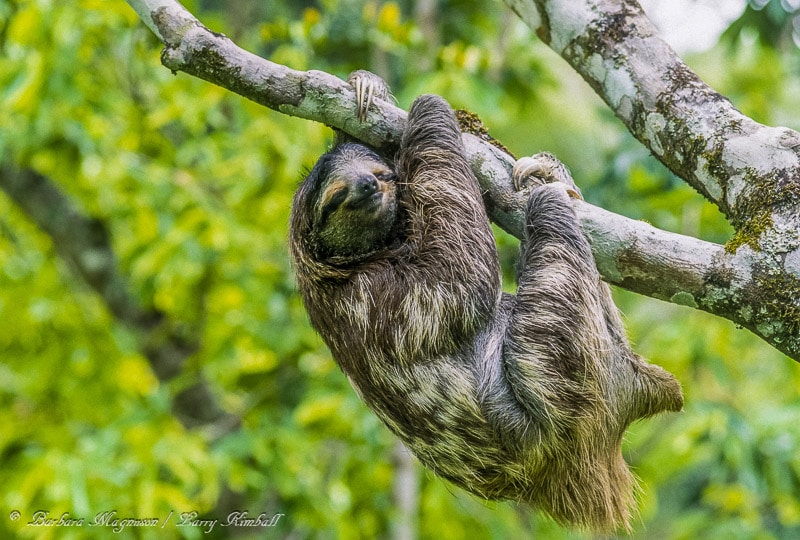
<box><xmin>0</xmin><ymin>0</ymin><xmax>799</xmax><ymax>538</ymax></box>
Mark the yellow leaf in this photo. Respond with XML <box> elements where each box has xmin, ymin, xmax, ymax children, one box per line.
<box><xmin>216</xmin><ymin>284</ymin><xmax>246</xmax><ymax>311</ymax></box>
<box><xmin>777</xmin><ymin>496</ymin><xmax>800</xmax><ymax>526</ymax></box>
<box><xmin>7</xmin><ymin>6</ymin><xmax>42</xmax><ymax>46</ymax></box>
<box><xmin>239</xmin><ymin>348</ymin><xmax>278</xmax><ymax>374</ymax></box>
<box><xmin>134</xmin><ymin>208</ymin><xmax>159</xmax><ymax>245</ymax></box>
<box><xmin>294</xmin><ymin>395</ymin><xmax>345</xmax><ymax>426</ymax></box>
<box><xmin>377</xmin><ymin>2</ymin><xmax>401</xmax><ymax>33</ymax></box>
<box><xmin>5</xmin><ymin>51</ymin><xmax>44</xmax><ymax>115</ymax></box>
<box><xmin>117</xmin><ymin>355</ymin><xmax>158</xmax><ymax>396</ymax></box>
<box><xmin>303</xmin><ymin>7</ymin><xmax>320</xmax><ymax>27</ymax></box>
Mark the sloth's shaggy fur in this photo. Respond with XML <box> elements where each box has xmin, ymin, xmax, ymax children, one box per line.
<box><xmin>289</xmin><ymin>84</ymin><xmax>683</xmax><ymax>532</ymax></box>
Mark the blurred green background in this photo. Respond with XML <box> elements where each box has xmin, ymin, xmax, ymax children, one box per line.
<box><xmin>1</xmin><ymin>0</ymin><xmax>800</xmax><ymax>538</ymax></box>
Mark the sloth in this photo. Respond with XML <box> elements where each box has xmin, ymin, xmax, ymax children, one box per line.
<box><xmin>289</xmin><ymin>71</ymin><xmax>683</xmax><ymax>532</ymax></box>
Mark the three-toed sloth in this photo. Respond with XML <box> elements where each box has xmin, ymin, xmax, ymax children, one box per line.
<box><xmin>289</xmin><ymin>71</ymin><xmax>683</xmax><ymax>532</ymax></box>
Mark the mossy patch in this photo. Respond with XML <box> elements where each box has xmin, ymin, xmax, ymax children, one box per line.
<box><xmin>724</xmin><ymin>210</ymin><xmax>773</xmax><ymax>254</ymax></box>
<box><xmin>455</xmin><ymin>109</ymin><xmax>514</xmax><ymax>158</ymax></box>
<box><xmin>755</xmin><ymin>271</ymin><xmax>800</xmax><ymax>341</ymax></box>
<box><xmin>731</xmin><ymin>168</ymin><xmax>800</xmax><ymax>224</ymax></box>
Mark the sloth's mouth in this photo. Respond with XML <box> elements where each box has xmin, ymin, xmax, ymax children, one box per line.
<box><xmin>365</xmin><ymin>192</ymin><xmax>387</xmax><ymax>214</ymax></box>
<box><xmin>349</xmin><ymin>186</ymin><xmax>386</xmax><ymax>212</ymax></box>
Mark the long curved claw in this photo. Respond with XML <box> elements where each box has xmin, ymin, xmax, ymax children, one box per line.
<box><xmin>354</xmin><ymin>76</ymin><xmax>374</xmax><ymax>122</ymax></box>
<box><xmin>512</xmin><ymin>157</ymin><xmax>546</xmax><ymax>191</ymax></box>
<box><xmin>512</xmin><ymin>154</ymin><xmax>583</xmax><ymax>199</ymax></box>
<box><xmin>347</xmin><ymin>70</ymin><xmax>391</xmax><ymax>123</ymax></box>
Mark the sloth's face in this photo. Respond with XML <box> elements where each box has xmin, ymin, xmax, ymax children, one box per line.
<box><xmin>312</xmin><ymin>143</ymin><xmax>398</xmax><ymax>258</ymax></box>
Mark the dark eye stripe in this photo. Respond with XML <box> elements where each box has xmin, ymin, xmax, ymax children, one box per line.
<box><xmin>319</xmin><ymin>188</ymin><xmax>349</xmax><ymax>224</ymax></box>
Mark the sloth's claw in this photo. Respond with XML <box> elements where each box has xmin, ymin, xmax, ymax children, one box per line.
<box><xmin>347</xmin><ymin>70</ymin><xmax>391</xmax><ymax>123</ymax></box>
<box><xmin>513</xmin><ymin>153</ymin><xmax>582</xmax><ymax>199</ymax></box>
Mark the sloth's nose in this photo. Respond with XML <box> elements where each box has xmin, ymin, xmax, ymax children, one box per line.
<box><xmin>354</xmin><ymin>174</ymin><xmax>379</xmax><ymax>196</ymax></box>
<box><xmin>349</xmin><ymin>175</ymin><xmax>381</xmax><ymax>208</ymax></box>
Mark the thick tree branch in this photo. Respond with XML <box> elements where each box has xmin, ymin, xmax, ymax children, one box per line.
<box><xmin>124</xmin><ymin>0</ymin><xmax>800</xmax><ymax>360</ymax></box>
<box><xmin>0</xmin><ymin>163</ymin><xmax>235</xmax><ymax>430</ymax></box>
<box><xmin>502</xmin><ymin>0</ymin><xmax>800</xmax><ymax>227</ymax></box>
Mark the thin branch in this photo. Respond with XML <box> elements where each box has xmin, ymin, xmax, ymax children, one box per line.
<box><xmin>392</xmin><ymin>442</ymin><xmax>420</xmax><ymax>540</ymax></box>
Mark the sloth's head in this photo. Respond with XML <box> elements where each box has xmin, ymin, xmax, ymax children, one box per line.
<box><xmin>300</xmin><ymin>142</ymin><xmax>399</xmax><ymax>260</ymax></box>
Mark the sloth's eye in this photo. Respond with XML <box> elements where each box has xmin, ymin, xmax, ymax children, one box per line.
<box><xmin>375</xmin><ymin>171</ymin><xmax>396</xmax><ymax>182</ymax></box>
<box><xmin>319</xmin><ymin>188</ymin><xmax>349</xmax><ymax>224</ymax></box>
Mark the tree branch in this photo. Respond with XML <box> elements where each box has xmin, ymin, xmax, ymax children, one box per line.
<box><xmin>123</xmin><ymin>0</ymin><xmax>800</xmax><ymax>360</ymax></box>
<box><xmin>0</xmin><ymin>163</ymin><xmax>235</xmax><ymax>430</ymax></box>
<box><xmin>502</xmin><ymin>0</ymin><xmax>800</xmax><ymax>228</ymax></box>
